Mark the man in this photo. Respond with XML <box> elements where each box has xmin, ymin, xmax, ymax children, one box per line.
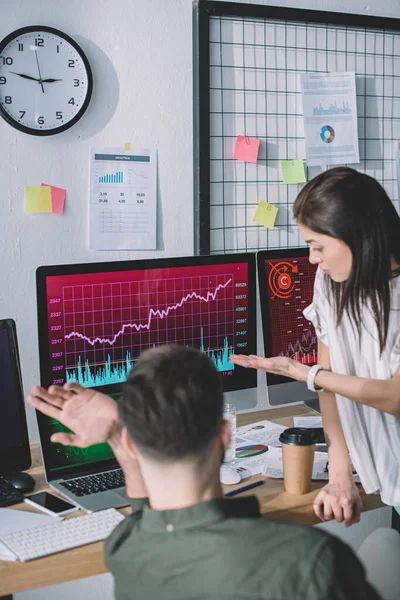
<box><xmin>28</xmin><ymin>345</ymin><xmax>381</xmax><ymax>600</ymax></box>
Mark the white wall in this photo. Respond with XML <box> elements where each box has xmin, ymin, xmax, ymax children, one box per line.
<box><xmin>0</xmin><ymin>0</ymin><xmax>193</xmax><ymax>443</ymax></box>
<box><xmin>1</xmin><ymin>0</ymin><xmax>400</xmax><ymax>447</ymax></box>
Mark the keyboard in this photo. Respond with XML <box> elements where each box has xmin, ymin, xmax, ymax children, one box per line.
<box><xmin>0</xmin><ymin>476</ymin><xmax>24</xmax><ymax>507</ymax></box>
<box><xmin>59</xmin><ymin>469</ymin><xmax>125</xmax><ymax>497</ymax></box>
<box><xmin>0</xmin><ymin>508</ymin><xmax>125</xmax><ymax>562</ymax></box>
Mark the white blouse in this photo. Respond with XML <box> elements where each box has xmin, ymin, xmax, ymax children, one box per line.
<box><xmin>304</xmin><ymin>267</ymin><xmax>400</xmax><ymax>506</ymax></box>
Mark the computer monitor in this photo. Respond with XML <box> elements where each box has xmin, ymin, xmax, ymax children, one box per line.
<box><xmin>0</xmin><ymin>319</ymin><xmax>31</xmax><ymax>476</ymax></box>
<box><xmin>257</xmin><ymin>248</ymin><xmax>319</xmax><ymax>408</ymax></box>
<box><xmin>36</xmin><ymin>253</ymin><xmax>257</xmax><ymax>477</ymax></box>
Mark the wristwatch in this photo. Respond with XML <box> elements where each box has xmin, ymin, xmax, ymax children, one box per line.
<box><xmin>307</xmin><ymin>364</ymin><xmax>325</xmax><ymax>392</ymax></box>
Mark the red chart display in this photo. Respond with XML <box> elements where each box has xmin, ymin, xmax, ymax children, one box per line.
<box><xmin>45</xmin><ymin>262</ymin><xmax>251</xmax><ymax>388</ymax></box>
<box><xmin>265</xmin><ymin>257</ymin><xmax>318</xmax><ymax>365</ymax></box>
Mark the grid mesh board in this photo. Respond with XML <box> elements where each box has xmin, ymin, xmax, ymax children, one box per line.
<box><xmin>205</xmin><ymin>13</ymin><xmax>400</xmax><ymax>254</ymax></box>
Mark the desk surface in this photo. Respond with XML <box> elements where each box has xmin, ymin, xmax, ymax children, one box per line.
<box><xmin>0</xmin><ymin>405</ymin><xmax>384</xmax><ymax>595</ymax></box>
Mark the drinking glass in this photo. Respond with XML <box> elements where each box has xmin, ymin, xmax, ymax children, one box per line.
<box><xmin>223</xmin><ymin>403</ymin><xmax>236</xmax><ymax>464</ymax></box>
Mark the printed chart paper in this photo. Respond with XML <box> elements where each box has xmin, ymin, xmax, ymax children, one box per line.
<box><xmin>89</xmin><ymin>147</ymin><xmax>157</xmax><ymax>250</ymax></box>
<box><xmin>262</xmin><ymin>447</ymin><xmax>361</xmax><ymax>483</ymax></box>
<box><xmin>233</xmin><ymin>419</ymin><xmax>286</xmax><ymax>475</ymax></box>
<box><xmin>301</xmin><ymin>72</ymin><xmax>360</xmax><ymax>167</ymax></box>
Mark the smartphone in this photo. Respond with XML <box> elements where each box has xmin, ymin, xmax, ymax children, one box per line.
<box><xmin>24</xmin><ymin>491</ymin><xmax>78</xmax><ymax>517</ymax></box>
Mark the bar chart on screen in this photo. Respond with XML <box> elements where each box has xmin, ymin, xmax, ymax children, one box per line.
<box><xmin>45</xmin><ymin>262</ymin><xmax>252</xmax><ymax>389</ymax></box>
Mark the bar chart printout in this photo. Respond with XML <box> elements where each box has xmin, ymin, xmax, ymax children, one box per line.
<box><xmin>89</xmin><ymin>146</ymin><xmax>157</xmax><ymax>250</ymax></box>
<box><xmin>45</xmin><ymin>262</ymin><xmax>252</xmax><ymax>392</ymax></box>
<box><xmin>265</xmin><ymin>257</ymin><xmax>318</xmax><ymax>366</ymax></box>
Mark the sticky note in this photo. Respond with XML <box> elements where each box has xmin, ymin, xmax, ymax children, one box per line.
<box><xmin>124</xmin><ymin>142</ymin><xmax>131</xmax><ymax>151</ymax></box>
<box><xmin>281</xmin><ymin>159</ymin><xmax>307</xmax><ymax>184</ymax></box>
<box><xmin>25</xmin><ymin>186</ymin><xmax>52</xmax><ymax>213</ymax></box>
<box><xmin>253</xmin><ymin>200</ymin><xmax>278</xmax><ymax>229</ymax></box>
<box><xmin>41</xmin><ymin>183</ymin><xmax>66</xmax><ymax>215</ymax></box>
<box><xmin>233</xmin><ymin>135</ymin><xmax>260</xmax><ymax>163</ymax></box>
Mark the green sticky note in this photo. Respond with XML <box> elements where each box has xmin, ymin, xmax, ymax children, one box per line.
<box><xmin>25</xmin><ymin>186</ymin><xmax>52</xmax><ymax>213</ymax></box>
<box><xmin>253</xmin><ymin>200</ymin><xmax>278</xmax><ymax>229</ymax></box>
<box><xmin>281</xmin><ymin>159</ymin><xmax>306</xmax><ymax>184</ymax></box>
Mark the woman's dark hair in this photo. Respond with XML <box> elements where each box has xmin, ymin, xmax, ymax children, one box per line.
<box><xmin>293</xmin><ymin>167</ymin><xmax>400</xmax><ymax>352</ymax></box>
<box><xmin>119</xmin><ymin>344</ymin><xmax>223</xmax><ymax>460</ymax></box>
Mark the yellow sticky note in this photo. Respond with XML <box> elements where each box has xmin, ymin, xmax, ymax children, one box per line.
<box><xmin>124</xmin><ymin>142</ymin><xmax>131</xmax><ymax>151</ymax></box>
<box><xmin>281</xmin><ymin>159</ymin><xmax>307</xmax><ymax>184</ymax></box>
<box><xmin>25</xmin><ymin>186</ymin><xmax>52</xmax><ymax>213</ymax></box>
<box><xmin>253</xmin><ymin>200</ymin><xmax>278</xmax><ymax>229</ymax></box>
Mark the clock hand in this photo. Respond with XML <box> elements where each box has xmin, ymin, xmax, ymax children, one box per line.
<box><xmin>41</xmin><ymin>78</ymin><xmax>63</xmax><ymax>83</ymax></box>
<box><xmin>34</xmin><ymin>48</ymin><xmax>45</xmax><ymax>93</ymax></box>
<box><xmin>9</xmin><ymin>71</ymin><xmax>39</xmax><ymax>82</ymax></box>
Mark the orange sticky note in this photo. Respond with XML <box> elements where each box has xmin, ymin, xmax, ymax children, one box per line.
<box><xmin>25</xmin><ymin>186</ymin><xmax>52</xmax><ymax>213</ymax></box>
<box><xmin>233</xmin><ymin>135</ymin><xmax>260</xmax><ymax>163</ymax></box>
<box><xmin>253</xmin><ymin>200</ymin><xmax>278</xmax><ymax>229</ymax></box>
<box><xmin>41</xmin><ymin>183</ymin><xmax>66</xmax><ymax>214</ymax></box>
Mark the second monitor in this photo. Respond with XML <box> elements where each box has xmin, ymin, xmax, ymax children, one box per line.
<box><xmin>257</xmin><ymin>247</ymin><xmax>319</xmax><ymax>408</ymax></box>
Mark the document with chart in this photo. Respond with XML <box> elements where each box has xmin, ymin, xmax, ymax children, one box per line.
<box><xmin>301</xmin><ymin>72</ymin><xmax>360</xmax><ymax>167</ymax></box>
<box><xmin>89</xmin><ymin>147</ymin><xmax>157</xmax><ymax>250</ymax></box>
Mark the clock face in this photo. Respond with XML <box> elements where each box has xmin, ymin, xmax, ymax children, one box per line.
<box><xmin>0</xmin><ymin>26</ymin><xmax>92</xmax><ymax>135</ymax></box>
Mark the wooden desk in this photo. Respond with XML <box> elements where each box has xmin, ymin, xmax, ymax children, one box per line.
<box><xmin>0</xmin><ymin>405</ymin><xmax>384</xmax><ymax>596</ymax></box>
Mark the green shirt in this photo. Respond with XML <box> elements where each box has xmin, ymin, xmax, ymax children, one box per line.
<box><xmin>104</xmin><ymin>496</ymin><xmax>381</xmax><ymax>600</ymax></box>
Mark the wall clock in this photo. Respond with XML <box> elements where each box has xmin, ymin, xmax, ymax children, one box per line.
<box><xmin>0</xmin><ymin>25</ymin><xmax>93</xmax><ymax>136</ymax></box>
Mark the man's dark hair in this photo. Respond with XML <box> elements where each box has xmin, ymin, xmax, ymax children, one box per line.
<box><xmin>119</xmin><ymin>344</ymin><xmax>223</xmax><ymax>460</ymax></box>
<box><xmin>293</xmin><ymin>167</ymin><xmax>400</xmax><ymax>353</ymax></box>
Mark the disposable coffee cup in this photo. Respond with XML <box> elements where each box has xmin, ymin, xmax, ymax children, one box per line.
<box><xmin>279</xmin><ymin>428</ymin><xmax>316</xmax><ymax>495</ymax></box>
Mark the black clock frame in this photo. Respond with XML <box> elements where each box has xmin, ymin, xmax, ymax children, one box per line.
<box><xmin>0</xmin><ymin>25</ymin><xmax>93</xmax><ymax>136</ymax></box>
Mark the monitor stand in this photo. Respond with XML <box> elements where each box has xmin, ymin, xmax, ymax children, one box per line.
<box><xmin>303</xmin><ymin>396</ymin><xmax>321</xmax><ymax>414</ymax></box>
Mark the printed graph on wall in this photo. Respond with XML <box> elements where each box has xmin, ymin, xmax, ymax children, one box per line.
<box><xmin>193</xmin><ymin>1</ymin><xmax>400</xmax><ymax>254</ymax></box>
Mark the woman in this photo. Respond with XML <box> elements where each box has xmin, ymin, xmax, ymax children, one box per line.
<box><xmin>231</xmin><ymin>167</ymin><xmax>400</xmax><ymax>526</ymax></box>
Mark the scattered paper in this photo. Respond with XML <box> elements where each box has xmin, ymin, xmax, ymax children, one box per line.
<box><xmin>89</xmin><ymin>147</ymin><xmax>157</xmax><ymax>250</ymax></box>
<box><xmin>233</xmin><ymin>419</ymin><xmax>286</xmax><ymax>475</ymax></box>
<box><xmin>293</xmin><ymin>416</ymin><xmax>323</xmax><ymax>429</ymax></box>
<box><xmin>0</xmin><ymin>508</ymin><xmax>62</xmax><ymax>561</ymax></box>
<box><xmin>253</xmin><ymin>200</ymin><xmax>278</xmax><ymax>229</ymax></box>
<box><xmin>301</xmin><ymin>72</ymin><xmax>360</xmax><ymax>167</ymax></box>
<box><xmin>41</xmin><ymin>183</ymin><xmax>66</xmax><ymax>214</ymax></box>
<box><xmin>281</xmin><ymin>159</ymin><xmax>306</xmax><ymax>184</ymax></box>
<box><xmin>262</xmin><ymin>447</ymin><xmax>361</xmax><ymax>482</ymax></box>
<box><xmin>24</xmin><ymin>185</ymin><xmax>52</xmax><ymax>213</ymax></box>
<box><xmin>233</xmin><ymin>135</ymin><xmax>260</xmax><ymax>163</ymax></box>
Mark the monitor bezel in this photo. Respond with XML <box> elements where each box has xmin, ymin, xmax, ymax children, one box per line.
<box><xmin>36</xmin><ymin>253</ymin><xmax>257</xmax><ymax>481</ymax></box>
<box><xmin>257</xmin><ymin>247</ymin><xmax>315</xmax><ymax>387</ymax></box>
<box><xmin>0</xmin><ymin>318</ymin><xmax>31</xmax><ymax>475</ymax></box>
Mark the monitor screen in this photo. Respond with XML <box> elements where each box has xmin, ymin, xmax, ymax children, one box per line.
<box><xmin>257</xmin><ymin>248</ymin><xmax>318</xmax><ymax>392</ymax></box>
<box><xmin>0</xmin><ymin>319</ymin><xmax>31</xmax><ymax>475</ymax></box>
<box><xmin>36</xmin><ymin>254</ymin><xmax>256</xmax><ymax>478</ymax></box>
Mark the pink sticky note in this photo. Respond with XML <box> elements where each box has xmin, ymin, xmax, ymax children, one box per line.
<box><xmin>233</xmin><ymin>135</ymin><xmax>260</xmax><ymax>163</ymax></box>
<box><xmin>41</xmin><ymin>184</ymin><xmax>66</xmax><ymax>214</ymax></box>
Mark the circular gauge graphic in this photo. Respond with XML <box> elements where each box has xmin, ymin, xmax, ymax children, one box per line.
<box><xmin>250</xmin><ymin>425</ymin><xmax>264</xmax><ymax>430</ymax></box>
<box><xmin>320</xmin><ymin>125</ymin><xmax>335</xmax><ymax>143</ymax></box>
<box><xmin>268</xmin><ymin>261</ymin><xmax>298</xmax><ymax>299</ymax></box>
<box><xmin>236</xmin><ymin>444</ymin><xmax>268</xmax><ymax>458</ymax></box>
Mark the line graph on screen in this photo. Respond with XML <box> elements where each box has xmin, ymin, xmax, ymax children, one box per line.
<box><xmin>59</xmin><ymin>271</ymin><xmax>238</xmax><ymax>387</ymax></box>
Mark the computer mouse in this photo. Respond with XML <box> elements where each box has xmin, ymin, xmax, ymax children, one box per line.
<box><xmin>6</xmin><ymin>472</ymin><xmax>35</xmax><ymax>493</ymax></box>
<box><xmin>219</xmin><ymin>466</ymin><xmax>241</xmax><ymax>486</ymax></box>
